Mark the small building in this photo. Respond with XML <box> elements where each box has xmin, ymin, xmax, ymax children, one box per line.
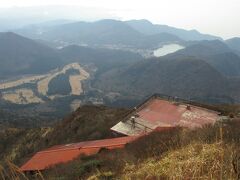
<box><xmin>20</xmin><ymin>136</ymin><xmax>137</xmax><ymax>172</ymax></box>
<box><xmin>20</xmin><ymin>94</ymin><xmax>220</xmax><ymax>172</ymax></box>
<box><xmin>111</xmin><ymin>94</ymin><xmax>220</xmax><ymax>136</ymax></box>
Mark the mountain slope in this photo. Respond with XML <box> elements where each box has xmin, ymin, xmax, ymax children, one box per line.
<box><xmin>174</xmin><ymin>40</ymin><xmax>231</xmax><ymax>56</ymax></box>
<box><xmin>225</xmin><ymin>37</ymin><xmax>240</xmax><ymax>55</ymax></box>
<box><xmin>16</xmin><ymin>19</ymin><xmax>182</xmax><ymax>48</ymax></box>
<box><xmin>0</xmin><ymin>32</ymin><xmax>62</xmax><ymax>79</ymax></box>
<box><xmin>93</xmin><ymin>56</ymin><xmax>238</xmax><ymax>103</ymax></box>
<box><xmin>59</xmin><ymin>45</ymin><xmax>143</xmax><ymax>73</ymax></box>
<box><xmin>43</xmin><ymin>19</ymin><xmax>144</xmax><ymax>45</ymax></box>
<box><xmin>171</xmin><ymin>40</ymin><xmax>240</xmax><ymax>77</ymax></box>
<box><xmin>126</xmin><ymin>19</ymin><xmax>221</xmax><ymax>41</ymax></box>
<box><xmin>206</xmin><ymin>52</ymin><xmax>240</xmax><ymax>77</ymax></box>
<box><xmin>0</xmin><ymin>105</ymin><xmax>130</xmax><ymax>165</ymax></box>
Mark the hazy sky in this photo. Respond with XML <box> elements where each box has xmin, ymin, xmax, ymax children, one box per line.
<box><xmin>0</xmin><ymin>0</ymin><xmax>239</xmax><ymax>39</ymax></box>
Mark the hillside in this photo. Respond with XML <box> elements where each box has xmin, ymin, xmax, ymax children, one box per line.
<box><xmin>126</xmin><ymin>19</ymin><xmax>221</xmax><ymax>41</ymax></box>
<box><xmin>175</xmin><ymin>40</ymin><xmax>231</xmax><ymax>56</ymax></box>
<box><xmin>59</xmin><ymin>45</ymin><xmax>143</xmax><ymax>74</ymax></box>
<box><xmin>93</xmin><ymin>56</ymin><xmax>239</xmax><ymax>104</ymax></box>
<box><xmin>206</xmin><ymin>52</ymin><xmax>240</xmax><ymax>77</ymax></box>
<box><xmin>226</xmin><ymin>37</ymin><xmax>240</xmax><ymax>55</ymax></box>
<box><xmin>0</xmin><ymin>105</ymin><xmax>130</xmax><ymax>165</ymax></box>
<box><xmin>1</xmin><ymin>104</ymin><xmax>240</xmax><ymax>179</ymax></box>
<box><xmin>0</xmin><ymin>32</ymin><xmax>62</xmax><ymax>79</ymax></box>
<box><xmin>171</xmin><ymin>40</ymin><xmax>240</xmax><ymax>77</ymax></box>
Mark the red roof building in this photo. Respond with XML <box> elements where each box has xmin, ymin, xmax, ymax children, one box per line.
<box><xmin>20</xmin><ymin>136</ymin><xmax>137</xmax><ymax>172</ymax></box>
<box><xmin>111</xmin><ymin>95</ymin><xmax>220</xmax><ymax>136</ymax></box>
<box><xmin>20</xmin><ymin>94</ymin><xmax>221</xmax><ymax>172</ymax></box>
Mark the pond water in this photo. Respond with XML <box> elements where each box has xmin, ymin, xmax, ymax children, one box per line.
<box><xmin>153</xmin><ymin>44</ymin><xmax>185</xmax><ymax>57</ymax></box>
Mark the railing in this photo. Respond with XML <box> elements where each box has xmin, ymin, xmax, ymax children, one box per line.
<box><xmin>125</xmin><ymin>120</ymin><xmax>154</xmax><ymax>131</ymax></box>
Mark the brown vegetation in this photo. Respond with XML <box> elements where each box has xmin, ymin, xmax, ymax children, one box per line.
<box><xmin>1</xmin><ymin>105</ymin><xmax>240</xmax><ymax>179</ymax></box>
<box><xmin>10</xmin><ymin>119</ymin><xmax>236</xmax><ymax>180</ymax></box>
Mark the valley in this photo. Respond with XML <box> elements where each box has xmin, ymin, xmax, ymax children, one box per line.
<box><xmin>0</xmin><ymin>20</ymin><xmax>240</xmax><ymax>128</ymax></box>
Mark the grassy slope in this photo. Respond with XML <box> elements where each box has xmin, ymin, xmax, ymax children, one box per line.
<box><xmin>0</xmin><ymin>128</ymin><xmax>52</xmax><ymax>165</ymax></box>
<box><xmin>0</xmin><ymin>105</ymin><xmax>130</xmax><ymax>166</ymax></box>
<box><xmin>43</xmin><ymin>120</ymin><xmax>240</xmax><ymax>180</ymax></box>
<box><xmin>122</xmin><ymin>143</ymin><xmax>232</xmax><ymax>179</ymax></box>
<box><xmin>1</xmin><ymin>105</ymin><xmax>240</xmax><ymax>179</ymax></box>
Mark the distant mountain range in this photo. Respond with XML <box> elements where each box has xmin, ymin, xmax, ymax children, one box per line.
<box><xmin>15</xmin><ymin>19</ymin><xmax>183</xmax><ymax>48</ymax></box>
<box><xmin>13</xmin><ymin>19</ymin><xmax>226</xmax><ymax>49</ymax></box>
<box><xmin>125</xmin><ymin>19</ymin><xmax>222</xmax><ymax>41</ymax></box>
<box><xmin>16</xmin><ymin>19</ymin><xmax>240</xmax><ymax>52</ymax></box>
<box><xmin>1</xmin><ymin>19</ymin><xmax>240</xmax><ymax>126</ymax></box>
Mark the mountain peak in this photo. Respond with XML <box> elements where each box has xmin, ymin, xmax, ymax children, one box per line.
<box><xmin>125</xmin><ymin>19</ymin><xmax>153</xmax><ymax>25</ymax></box>
<box><xmin>0</xmin><ymin>31</ymin><xmax>21</xmax><ymax>38</ymax></box>
<box><xmin>126</xmin><ymin>20</ymin><xmax>221</xmax><ymax>41</ymax></box>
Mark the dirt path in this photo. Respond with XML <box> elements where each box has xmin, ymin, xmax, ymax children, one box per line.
<box><xmin>0</xmin><ymin>75</ymin><xmax>46</xmax><ymax>90</ymax></box>
<box><xmin>69</xmin><ymin>64</ymin><xmax>89</xmax><ymax>95</ymax></box>
<box><xmin>37</xmin><ymin>63</ymin><xmax>89</xmax><ymax>96</ymax></box>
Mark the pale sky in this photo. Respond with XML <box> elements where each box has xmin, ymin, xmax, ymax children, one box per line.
<box><xmin>0</xmin><ymin>0</ymin><xmax>239</xmax><ymax>39</ymax></box>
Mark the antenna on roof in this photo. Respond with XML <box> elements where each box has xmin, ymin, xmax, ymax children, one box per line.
<box><xmin>186</xmin><ymin>105</ymin><xmax>191</xmax><ymax>110</ymax></box>
<box><xmin>131</xmin><ymin>116</ymin><xmax>136</xmax><ymax>128</ymax></box>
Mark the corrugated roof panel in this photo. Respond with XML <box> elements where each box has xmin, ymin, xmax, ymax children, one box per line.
<box><xmin>20</xmin><ymin>136</ymin><xmax>137</xmax><ymax>171</ymax></box>
<box><xmin>20</xmin><ymin>149</ymin><xmax>82</xmax><ymax>171</ymax></box>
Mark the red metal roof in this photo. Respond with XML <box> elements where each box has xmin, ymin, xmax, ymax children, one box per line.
<box><xmin>20</xmin><ymin>136</ymin><xmax>137</xmax><ymax>171</ymax></box>
<box><xmin>111</xmin><ymin>98</ymin><xmax>220</xmax><ymax>136</ymax></box>
<box><xmin>20</xmin><ymin>96</ymin><xmax>221</xmax><ymax>172</ymax></box>
<box><xmin>138</xmin><ymin>98</ymin><xmax>218</xmax><ymax>128</ymax></box>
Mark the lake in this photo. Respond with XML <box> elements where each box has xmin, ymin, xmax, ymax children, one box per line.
<box><xmin>153</xmin><ymin>44</ymin><xmax>185</xmax><ymax>57</ymax></box>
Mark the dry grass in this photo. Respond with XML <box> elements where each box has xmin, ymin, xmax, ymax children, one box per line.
<box><xmin>0</xmin><ymin>161</ymin><xmax>28</xmax><ymax>180</ymax></box>
<box><xmin>0</xmin><ymin>161</ymin><xmax>48</xmax><ymax>180</ymax></box>
<box><xmin>1</xmin><ymin>108</ymin><xmax>239</xmax><ymax>179</ymax></box>
<box><xmin>87</xmin><ymin>170</ymin><xmax>114</xmax><ymax>180</ymax></box>
<box><xmin>122</xmin><ymin>142</ymin><xmax>236</xmax><ymax>180</ymax></box>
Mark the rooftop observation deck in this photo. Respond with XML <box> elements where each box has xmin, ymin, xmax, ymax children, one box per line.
<box><xmin>111</xmin><ymin>94</ymin><xmax>220</xmax><ymax>136</ymax></box>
